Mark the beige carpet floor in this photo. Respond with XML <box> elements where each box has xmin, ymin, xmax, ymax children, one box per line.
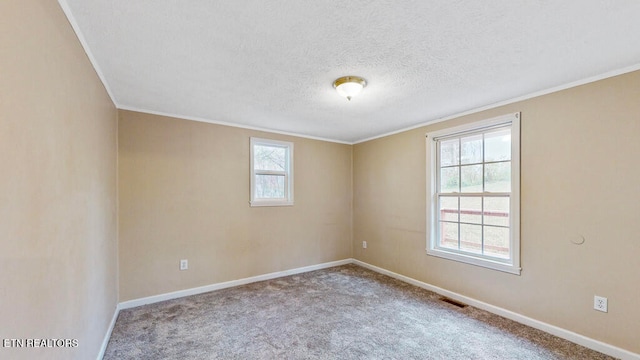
<box><xmin>104</xmin><ymin>264</ymin><xmax>615</xmax><ymax>359</ymax></box>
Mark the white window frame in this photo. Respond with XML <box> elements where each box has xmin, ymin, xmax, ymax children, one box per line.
<box><xmin>250</xmin><ymin>137</ymin><xmax>294</xmax><ymax>207</ymax></box>
<box><xmin>426</xmin><ymin>113</ymin><xmax>521</xmax><ymax>275</ymax></box>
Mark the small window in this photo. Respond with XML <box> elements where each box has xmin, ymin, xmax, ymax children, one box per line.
<box><xmin>250</xmin><ymin>137</ymin><xmax>293</xmax><ymax>207</ymax></box>
<box><xmin>426</xmin><ymin>113</ymin><xmax>520</xmax><ymax>274</ymax></box>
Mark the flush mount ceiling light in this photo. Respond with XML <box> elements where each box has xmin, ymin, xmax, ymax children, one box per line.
<box><xmin>333</xmin><ymin>76</ymin><xmax>366</xmax><ymax>101</ymax></box>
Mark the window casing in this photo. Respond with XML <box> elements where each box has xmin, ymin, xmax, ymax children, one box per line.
<box><xmin>426</xmin><ymin>113</ymin><xmax>521</xmax><ymax>274</ymax></box>
<box><xmin>250</xmin><ymin>137</ymin><xmax>294</xmax><ymax>207</ymax></box>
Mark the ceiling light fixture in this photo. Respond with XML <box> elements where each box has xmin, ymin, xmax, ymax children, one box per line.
<box><xmin>333</xmin><ymin>76</ymin><xmax>366</xmax><ymax>101</ymax></box>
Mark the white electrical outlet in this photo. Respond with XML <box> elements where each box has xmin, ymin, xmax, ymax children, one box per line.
<box><xmin>362</xmin><ymin>241</ymin><xmax>367</xmax><ymax>249</ymax></box>
<box><xmin>180</xmin><ymin>259</ymin><xmax>188</xmax><ymax>270</ymax></box>
<box><xmin>594</xmin><ymin>295</ymin><xmax>607</xmax><ymax>312</ymax></box>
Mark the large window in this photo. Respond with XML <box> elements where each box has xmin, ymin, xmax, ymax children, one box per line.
<box><xmin>250</xmin><ymin>137</ymin><xmax>294</xmax><ymax>207</ymax></box>
<box><xmin>426</xmin><ymin>113</ymin><xmax>520</xmax><ymax>274</ymax></box>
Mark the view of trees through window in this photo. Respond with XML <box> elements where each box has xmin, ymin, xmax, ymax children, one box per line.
<box><xmin>437</xmin><ymin>128</ymin><xmax>512</xmax><ymax>259</ymax></box>
<box><xmin>254</xmin><ymin>144</ymin><xmax>287</xmax><ymax>199</ymax></box>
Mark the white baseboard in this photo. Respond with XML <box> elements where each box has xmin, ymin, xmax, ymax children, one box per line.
<box><xmin>352</xmin><ymin>259</ymin><xmax>639</xmax><ymax>360</ymax></box>
<box><xmin>118</xmin><ymin>259</ymin><xmax>352</xmax><ymax>310</ymax></box>
<box><xmin>96</xmin><ymin>304</ymin><xmax>120</xmax><ymax>360</ymax></box>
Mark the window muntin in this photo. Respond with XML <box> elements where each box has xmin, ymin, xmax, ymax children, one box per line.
<box><xmin>427</xmin><ymin>113</ymin><xmax>520</xmax><ymax>274</ymax></box>
<box><xmin>250</xmin><ymin>138</ymin><xmax>293</xmax><ymax>206</ymax></box>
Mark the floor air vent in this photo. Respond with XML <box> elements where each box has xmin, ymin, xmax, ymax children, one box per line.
<box><xmin>439</xmin><ymin>297</ymin><xmax>468</xmax><ymax>308</ymax></box>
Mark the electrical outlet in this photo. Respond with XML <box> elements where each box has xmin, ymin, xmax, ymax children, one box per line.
<box><xmin>362</xmin><ymin>241</ymin><xmax>367</xmax><ymax>249</ymax></box>
<box><xmin>180</xmin><ymin>259</ymin><xmax>188</xmax><ymax>271</ymax></box>
<box><xmin>594</xmin><ymin>295</ymin><xmax>607</xmax><ymax>312</ymax></box>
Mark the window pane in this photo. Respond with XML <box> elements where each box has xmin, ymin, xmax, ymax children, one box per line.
<box><xmin>460</xmin><ymin>197</ymin><xmax>481</xmax><ymax>224</ymax></box>
<box><xmin>440</xmin><ymin>139</ymin><xmax>459</xmax><ymax>167</ymax></box>
<box><xmin>255</xmin><ymin>174</ymin><xmax>285</xmax><ymax>199</ymax></box>
<box><xmin>460</xmin><ymin>224</ymin><xmax>482</xmax><ymax>254</ymax></box>
<box><xmin>485</xmin><ymin>129</ymin><xmax>511</xmax><ymax>162</ymax></box>
<box><xmin>484</xmin><ymin>161</ymin><xmax>511</xmax><ymax>192</ymax></box>
<box><xmin>440</xmin><ymin>167</ymin><xmax>459</xmax><ymax>193</ymax></box>
<box><xmin>460</xmin><ymin>134</ymin><xmax>482</xmax><ymax>165</ymax></box>
<box><xmin>484</xmin><ymin>197</ymin><xmax>509</xmax><ymax>227</ymax></box>
<box><xmin>484</xmin><ymin>226</ymin><xmax>510</xmax><ymax>259</ymax></box>
<box><xmin>460</xmin><ymin>164</ymin><xmax>483</xmax><ymax>192</ymax></box>
<box><xmin>439</xmin><ymin>222</ymin><xmax>458</xmax><ymax>250</ymax></box>
<box><xmin>439</xmin><ymin>196</ymin><xmax>458</xmax><ymax>222</ymax></box>
<box><xmin>254</xmin><ymin>145</ymin><xmax>286</xmax><ymax>171</ymax></box>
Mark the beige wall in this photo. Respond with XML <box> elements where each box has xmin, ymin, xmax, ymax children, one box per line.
<box><xmin>0</xmin><ymin>1</ymin><xmax>118</xmax><ymax>359</ymax></box>
<box><xmin>118</xmin><ymin>111</ymin><xmax>352</xmax><ymax>301</ymax></box>
<box><xmin>353</xmin><ymin>70</ymin><xmax>640</xmax><ymax>353</ymax></box>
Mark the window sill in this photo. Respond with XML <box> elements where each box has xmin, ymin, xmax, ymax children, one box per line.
<box><xmin>250</xmin><ymin>200</ymin><xmax>294</xmax><ymax>207</ymax></box>
<box><xmin>427</xmin><ymin>248</ymin><xmax>521</xmax><ymax>275</ymax></box>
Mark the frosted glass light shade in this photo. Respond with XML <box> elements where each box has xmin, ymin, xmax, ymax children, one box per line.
<box><xmin>333</xmin><ymin>76</ymin><xmax>366</xmax><ymax>101</ymax></box>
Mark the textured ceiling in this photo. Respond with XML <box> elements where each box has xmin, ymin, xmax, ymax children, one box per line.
<box><xmin>60</xmin><ymin>1</ymin><xmax>640</xmax><ymax>143</ymax></box>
